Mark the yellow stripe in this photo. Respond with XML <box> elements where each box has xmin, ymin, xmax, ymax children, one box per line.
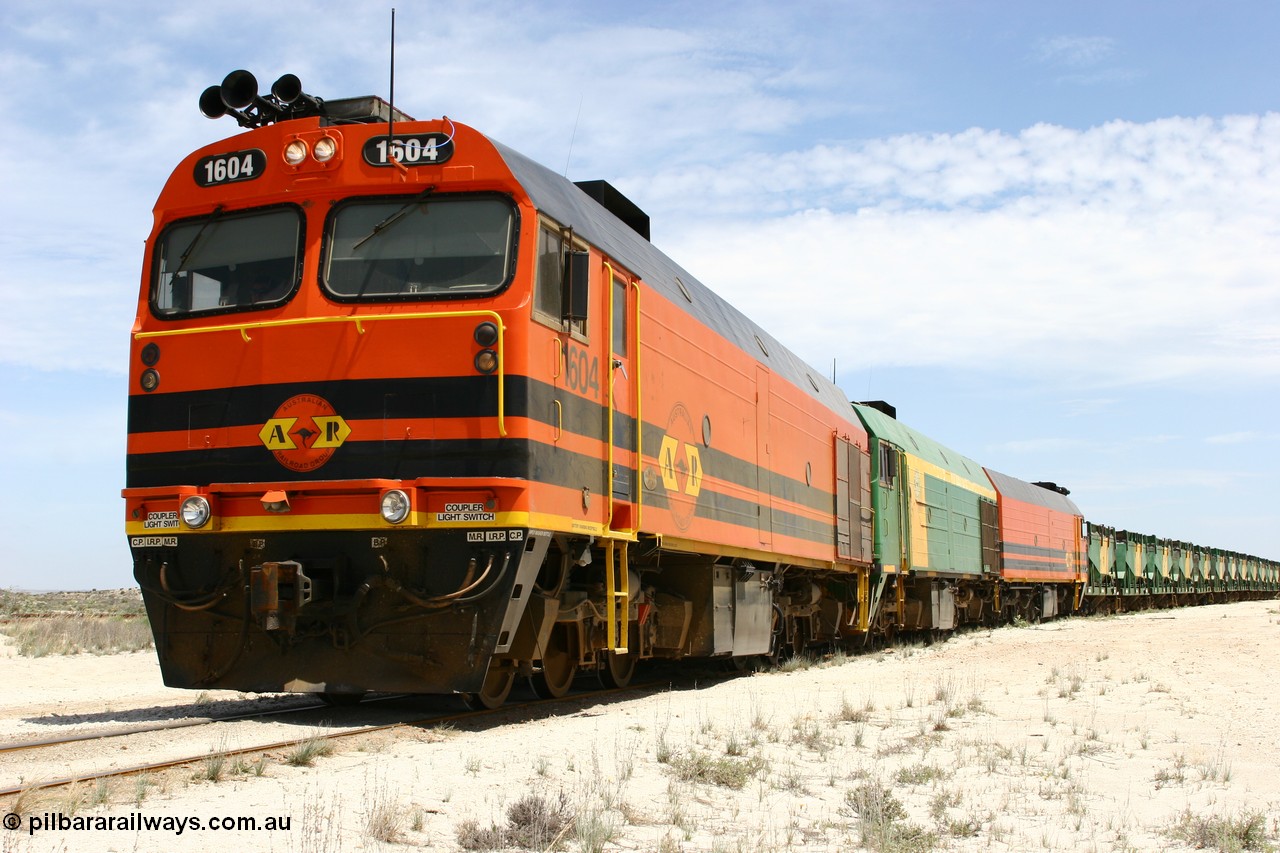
<box><xmin>902</xmin><ymin>452</ymin><xmax>996</xmax><ymax>500</ymax></box>
<box><xmin>127</xmin><ymin>509</ymin><xmax>603</xmax><ymax>536</ymax></box>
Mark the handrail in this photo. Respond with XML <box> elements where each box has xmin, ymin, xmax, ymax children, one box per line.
<box><xmin>604</xmin><ymin>261</ymin><xmax>618</xmax><ymax>530</ymax></box>
<box><xmin>630</xmin><ymin>279</ymin><xmax>642</xmax><ymax>532</ymax></box>
<box><xmin>134</xmin><ymin>309</ymin><xmax>507</xmax><ymax>436</ymax></box>
<box><xmin>601</xmin><ymin>264</ymin><xmax>643</xmax><ymax>535</ymax></box>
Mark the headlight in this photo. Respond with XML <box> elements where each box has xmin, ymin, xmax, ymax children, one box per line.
<box><xmin>284</xmin><ymin>140</ymin><xmax>308</xmax><ymax>165</ymax></box>
<box><xmin>313</xmin><ymin>136</ymin><xmax>337</xmax><ymax>162</ymax></box>
<box><xmin>181</xmin><ymin>496</ymin><xmax>211</xmax><ymax>529</ymax></box>
<box><xmin>380</xmin><ymin>490</ymin><xmax>410</xmax><ymax>524</ymax></box>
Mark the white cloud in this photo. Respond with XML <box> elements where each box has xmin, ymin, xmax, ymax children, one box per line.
<box><xmin>1035</xmin><ymin>35</ymin><xmax>1118</xmax><ymax>68</ymax></box>
<box><xmin>654</xmin><ymin>115</ymin><xmax>1280</xmax><ymax>388</ymax></box>
<box><xmin>1205</xmin><ymin>431</ymin><xmax>1268</xmax><ymax>445</ymax></box>
<box><xmin>5</xmin><ymin>5</ymin><xmax>1280</xmax><ymax>399</ymax></box>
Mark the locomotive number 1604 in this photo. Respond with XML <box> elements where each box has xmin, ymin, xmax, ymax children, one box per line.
<box><xmin>362</xmin><ymin>134</ymin><xmax>455</xmax><ymax>167</ymax></box>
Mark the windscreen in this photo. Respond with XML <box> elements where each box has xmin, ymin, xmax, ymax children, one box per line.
<box><xmin>151</xmin><ymin>206</ymin><xmax>303</xmax><ymax>317</ymax></box>
<box><xmin>323</xmin><ymin>195</ymin><xmax>516</xmax><ymax>300</ymax></box>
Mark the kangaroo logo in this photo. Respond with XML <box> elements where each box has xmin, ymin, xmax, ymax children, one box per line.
<box><xmin>259</xmin><ymin>394</ymin><xmax>351</xmax><ymax>472</ymax></box>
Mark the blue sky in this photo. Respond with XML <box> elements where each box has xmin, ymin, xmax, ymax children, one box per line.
<box><xmin>2</xmin><ymin>0</ymin><xmax>1277</xmax><ymax>590</ymax></box>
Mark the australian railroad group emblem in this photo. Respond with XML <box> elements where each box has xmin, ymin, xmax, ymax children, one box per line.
<box><xmin>657</xmin><ymin>402</ymin><xmax>704</xmax><ymax>531</ymax></box>
<box><xmin>258</xmin><ymin>394</ymin><xmax>351</xmax><ymax>472</ymax></box>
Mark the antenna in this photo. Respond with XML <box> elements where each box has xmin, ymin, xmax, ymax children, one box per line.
<box><xmin>563</xmin><ymin>93</ymin><xmax>583</xmax><ymax>177</ymax></box>
<box><xmin>388</xmin><ymin>8</ymin><xmax>397</xmax><ymax>141</ymax></box>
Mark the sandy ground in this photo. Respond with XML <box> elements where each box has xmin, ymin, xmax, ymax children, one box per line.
<box><xmin>2</xmin><ymin>599</ymin><xmax>1279</xmax><ymax>853</ymax></box>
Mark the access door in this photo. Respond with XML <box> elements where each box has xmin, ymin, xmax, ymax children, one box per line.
<box><xmin>605</xmin><ymin>263</ymin><xmax>640</xmax><ymax>532</ymax></box>
<box><xmin>835</xmin><ymin>435</ymin><xmax>873</xmax><ymax>562</ymax></box>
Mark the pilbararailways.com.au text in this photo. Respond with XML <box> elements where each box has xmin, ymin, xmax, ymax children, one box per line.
<box><xmin>7</xmin><ymin>811</ymin><xmax>292</xmax><ymax>836</ymax></box>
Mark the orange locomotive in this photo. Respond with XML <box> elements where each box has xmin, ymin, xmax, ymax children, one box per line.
<box><xmin>124</xmin><ymin>72</ymin><xmax>877</xmax><ymax>706</ymax></box>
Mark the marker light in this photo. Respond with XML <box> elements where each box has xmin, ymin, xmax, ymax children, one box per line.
<box><xmin>380</xmin><ymin>490</ymin><xmax>411</xmax><ymax>524</ymax></box>
<box><xmin>313</xmin><ymin>136</ymin><xmax>337</xmax><ymax>162</ymax></box>
<box><xmin>140</xmin><ymin>369</ymin><xmax>160</xmax><ymax>392</ymax></box>
<box><xmin>474</xmin><ymin>350</ymin><xmax>498</xmax><ymax>374</ymax></box>
<box><xmin>284</xmin><ymin>140</ymin><xmax>308</xmax><ymax>165</ymax></box>
<box><xmin>181</xmin><ymin>496</ymin><xmax>211</xmax><ymax>529</ymax></box>
<box><xmin>473</xmin><ymin>322</ymin><xmax>499</xmax><ymax>347</ymax></box>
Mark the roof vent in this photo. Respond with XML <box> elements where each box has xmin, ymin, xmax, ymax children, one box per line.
<box><xmin>574</xmin><ymin>180</ymin><xmax>650</xmax><ymax>240</ymax></box>
<box><xmin>859</xmin><ymin>400</ymin><xmax>897</xmax><ymax>419</ymax></box>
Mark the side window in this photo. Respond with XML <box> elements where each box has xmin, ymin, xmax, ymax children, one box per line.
<box><xmin>534</xmin><ymin>226</ymin><xmax>562</xmax><ymax>319</ymax></box>
<box><xmin>878</xmin><ymin>443</ymin><xmax>898</xmax><ymax>487</ymax></box>
<box><xmin>612</xmin><ymin>273</ymin><xmax>628</xmax><ymax>357</ymax></box>
<box><xmin>533</xmin><ymin>222</ymin><xmax>587</xmax><ymax>338</ymax></box>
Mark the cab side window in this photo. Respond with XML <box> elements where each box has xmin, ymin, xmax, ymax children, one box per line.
<box><xmin>534</xmin><ymin>222</ymin><xmax>587</xmax><ymax>339</ymax></box>
<box><xmin>612</xmin><ymin>272</ymin><xmax>628</xmax><ymax>357</ymax></box>
<box><xmin>879</xmin><ymin>443</ymin><xmax>898</xmax><ymax>487</ymax></box>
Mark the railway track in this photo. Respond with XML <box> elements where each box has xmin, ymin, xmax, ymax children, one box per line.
<box><xmin>0</xmin><ymin>677</ymin><xmax>681</xmax><ymax>800</ymax></box>
<box><xmin>0</xmin><ymin>696</ymin><xmax>333</xmax><ymax>756</ymax></box>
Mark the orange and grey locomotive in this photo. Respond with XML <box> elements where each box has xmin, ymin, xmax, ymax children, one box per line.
<box><xmin>124</xmin><ymin>72</ymin><xmax>1277</xmax><ymax>707</ymax></box>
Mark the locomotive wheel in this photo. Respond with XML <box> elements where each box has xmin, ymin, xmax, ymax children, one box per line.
<box><xmin>464</xmin><ymin>662</ymin><xmax>515</xmax><ymax>710</ymax></box>
<box><xmin>598</xmin><ymin>625</ymin><xmax>638</xmax><ymax>689</ymax></box>
<box><xmin>530</xmin><ymin>624</ymin><xmax>578</xmax><ymax>699</ymax></box>
<box><xmin>599</xmin><ymin>648</ymin><xmax>637</xmax><ymax>688</ymax></box>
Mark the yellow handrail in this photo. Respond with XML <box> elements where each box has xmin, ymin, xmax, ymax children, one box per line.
<box><xmin>631</xmin><ymin>279</ymin><xmax>642</xmax><ymax>532</ymax></box>
<box><xmin>601</xmin><ymin>264</ymin><xmax>643</xmax><ymax>535</ymax></box>
<box><xmin>603</xmin><ymin>261</ymin><xmax>618</xmax><ymax>528</ymax></box>
<box><xmin>134</xmin><ymin>309</ymin><xmax>508</xmax><ymax>436</ymax></box>
<box><xmin>605</xmin><ymin>538</ymin><xmax>630</xmax><ymax>653</ymax></box>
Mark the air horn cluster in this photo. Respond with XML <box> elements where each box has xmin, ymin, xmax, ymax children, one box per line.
<box><xmin>199</xmin><ymin>70</ymin><xmax>323</xmax><ymax>128</ymax></box>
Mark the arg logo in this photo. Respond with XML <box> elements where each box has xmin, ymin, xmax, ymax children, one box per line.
<box><xmin>657</xmin><ymin>403</ymin><xmax>704</xmax><ymax>531</ymax></box>
<box><xmin>259</xmin><ymin>394</ymin><xmax>351</xmax><ymax>472</ymax></box>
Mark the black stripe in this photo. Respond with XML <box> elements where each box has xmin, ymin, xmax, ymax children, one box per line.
<box><xmin>130</xmin><ymin>374</ymin><xmax>626</xmax><ymax>448</ymax></box>
<box><xmin>130</xmin><ymin>376</ymin><xmax>508</xmax><ymax>433</ymax></box>
<box><xmin>638</xmin><ymin>423</ymin><xmax>834</xmax><ymax>517</ymax></box>
<box><xmin>1002</xmin><ymin>558</ymin><xmax>1068</xmax><ymax>574</ymax></box>
<box><xmin>1003</xmin><ymin>542</ymin><xmax>1069</xmax><ymax>560</ymax></box>
<box><xmin>128</xmin><ymin>374</ymin><xmax>840</xmax><ymax>547</ymax></box>
<box><xmin>128</xmin><ymin>432</ymin><xmax>836</xmax><ymax>548</ymax></box>
<box><xmin>130</xmin><ymin>376</ymin><xmax>836</xmax><ymax>513</ymax></box>
<box><xmin>127</xmin><ymin>437</ymin><xmax>607</xmax><ymax>491</ymax></box>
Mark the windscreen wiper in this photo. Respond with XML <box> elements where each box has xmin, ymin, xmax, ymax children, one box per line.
<box><xmin>351</xmin><ymin>185</ymin><xmax>436</xmax><ymax>251</ymax></box>
<box><xmin>173</xmin><ymin>204</ymin><xmax>225</xmax><ymax>276</ymax></box>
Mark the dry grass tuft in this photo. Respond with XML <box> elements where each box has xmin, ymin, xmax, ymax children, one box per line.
<box><xmin>667</xmin><ymin>750</ymin><xmax>767</xmax><ymax>790</ymax></box>
<box><xmin>1166</xmin><ymin>807</ymin><xmax>1274</xmax><ymax>852</ymax></box>
<box><xmin>455</xmin><ymin>791</ymin><xmax>574</xmax><ymax>851</ymax></box>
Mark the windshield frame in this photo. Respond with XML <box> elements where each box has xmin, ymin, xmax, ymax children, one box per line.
<box><xmin>319</xmin><ymin>191</ymin><xmax>520</xmax><ymax>304</ymax></box>
<box><xmin>149</xmin><ymin>203</ymin><xmax>305</xmax><ymax>320</ymax></box>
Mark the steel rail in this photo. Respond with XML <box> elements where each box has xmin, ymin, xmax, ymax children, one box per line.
<box><xmin>0</xmin><ymin>700</ymin><xmax>331</xmax><ymax>756</ymax></box>
<box><xmin>0</xmin><ymin>693</ymin><xmax>413</xmax><ymax>756</ymax></box>
<box><xmin>0</xmin><ymin>680</ymin><xmax>674</xmax><ymax>799</ymax></box>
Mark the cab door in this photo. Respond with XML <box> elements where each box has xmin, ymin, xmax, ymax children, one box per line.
<box><xmin>605</xmin><ymin>263</ymin><xmax>639</xmax><ymax>533</ymax></box>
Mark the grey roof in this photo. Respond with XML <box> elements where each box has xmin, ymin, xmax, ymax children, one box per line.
<box><xmin>851</xmin><ymin>403</ymin><xmax>992</xmax><ymax>489</ymax></box>
<box><xmin>490</xmin><ymin>138</ymin><xmax>861</xmax><ymax>428</ymax></box>
<box><xmin>984</xmin><ymin>468</ymin><xmax>1083</xmax><ymax>516</ymax></box>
